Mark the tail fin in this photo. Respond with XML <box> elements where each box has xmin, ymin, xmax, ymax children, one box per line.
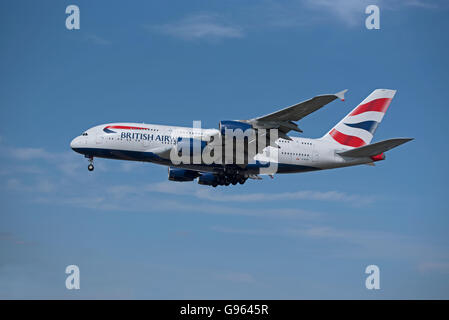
<box><xmin>321</xmin><ymin>89</ymin><xmax>396</xmax><ymax>148</ymax></box>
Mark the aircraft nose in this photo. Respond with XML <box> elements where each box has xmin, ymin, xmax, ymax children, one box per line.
<box><xmin>70</xmin><ymin>136</ymin><xmax>80</xmax><ymax>150</ymax></box>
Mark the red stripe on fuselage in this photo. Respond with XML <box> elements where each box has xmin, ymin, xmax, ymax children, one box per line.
<box><xmin>329</xmin><ymin>129</ymin><xmax>366</xmax><ymax>147</ymax></box>
<box><xmin>349</xmin><ymin>98</ymin><xmax>392</xmax><ymax>116</ymax></box>
<box><xmin>105</xmin><ymin>125</ymin><xmax>150</xmax><ymax>130</ymax></box>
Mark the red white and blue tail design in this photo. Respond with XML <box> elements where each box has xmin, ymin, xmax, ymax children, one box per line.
<box><xmin>321</xmin><ymin>89</ymin><xmax>396</xmax><ymax>148</ymax></box>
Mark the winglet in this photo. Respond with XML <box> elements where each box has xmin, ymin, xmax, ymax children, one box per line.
<box><xmin>335</xmin><ymin>89</ymin><xmax>348</xmax><ymax>101</ymax></box>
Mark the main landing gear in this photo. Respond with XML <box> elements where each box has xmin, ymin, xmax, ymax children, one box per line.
<box><xmin>214</xmin><ymin>170</ymin><xmax>247</xmax><ymax>187</ymax></box>
<box><xmin>87</xmin><ymin>156</ymin><xmax>94</xmax><ymax>171</ymax></box>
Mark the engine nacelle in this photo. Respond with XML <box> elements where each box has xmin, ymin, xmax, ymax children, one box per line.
<box><xmin>219</xmin><ymin>120</ymin><xmax>253</xmax><ymax>136</ymax></box>
<box><xmin>168</xmin><ymin>167</ymin><xmax>200</xmax><ymax>182</ymax></box>
<box><xmin>198</xmin><ymin>173</ymin><xmax>219</xmax><ymax>186</ymax></box>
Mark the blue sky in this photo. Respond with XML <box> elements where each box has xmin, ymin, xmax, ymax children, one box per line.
<box><xmin>1</xmin><ymin>0</ymin><xmax>448</xmax><ymax>299</ymax></box>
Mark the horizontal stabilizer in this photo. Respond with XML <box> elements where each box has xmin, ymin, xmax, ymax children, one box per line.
<box><xmin>338</xmin><ymin>138</ymin><xmax>413</xmax><ymax>158</ymax></box>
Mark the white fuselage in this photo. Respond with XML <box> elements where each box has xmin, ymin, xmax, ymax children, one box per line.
<box><xmin>70</xmin><ymin>122</ymin><xmax>376</xmax><ymax>175</ymax></box>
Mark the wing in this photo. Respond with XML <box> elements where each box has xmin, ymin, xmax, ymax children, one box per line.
<box><xmin>246</xmin><ymin>89</ymin><xmax>347</xmax><ymax>138</ymax></box>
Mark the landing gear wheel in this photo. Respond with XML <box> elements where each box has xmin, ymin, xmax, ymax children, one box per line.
<box><xmin>86</xmin><ymin>156</ymin><xmax>94</xmax><ymax>172</ymax></box>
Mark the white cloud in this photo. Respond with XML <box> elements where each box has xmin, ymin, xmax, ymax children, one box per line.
<box><xmin>211</xmin><ymin>224</ymin><xmax>352</xmax><ymax>239</ymax></box>
<box><xmin>145</xmin><ymin>181</ymin><xmax>198</xmax><ymax>195</ymax></box>
<box><xmin>119</xmin><ymin>180</ymin><xmax>375</xmax><ymax>205</ymax></box>
<box><xmin>194</xmin><ymin>188</ymin><xmax>375</xmax><ymax>205</ymax></box>
<box><xmin>4</xmin><ymin>146</ymin><xmax>104</xmax><ymax>177</ymax></box>
<box><xmin>179</xmin><ymin>202</ymin><xmax>316</xmax><ymax>218</ymax></box>
<box><xmin>288</xmin><ymin>225</ymin><xmax>349</xmax><ymax>239</ymax></box>
<box><xmin>9</xmin><ymin>147</ymin><xmax>52</xmax><ymax>161</ymax></box>
<box><xmin>304</xmin><ymin>0</ymin><xmax>377</xmax><ymax>26</ymax></box>
<box><xmin>85</xmin><ymin>34</ymin><xmax>111</xmax><ymax>45</ymax></box>
<box><xmin>211</xmin><ymin>226</ymin><xmax>273</xmax><ymax>236</ymax></box>
<box><xmin>149</xmin><ymin>13</ymin><xmax>244</xmax><ymax>41</ymax></box>
<box><xmin>36</xmin><ymin>194</ymin><xmax>317</xmax><ymax>219</ymax></box>
<box><xmin>304</xmin><ymin>0</ymin><xmax>445</xmax><ymax>26</ymax></box>
<box><xmin>1</xmin><ymin>145</ymin><xmax>373</xmax><ymax>219</ymax></box>
<box><xmin>120</xmin><ymin>162</ymin><xmax>143</xmax><ymax>172</ymax></box>
<box><xmin>211</xmin><ymin>223</ymin><xmax>449</xmax><ymax>264</ymax></box>
<box><xmin>152</xmin><ymin>0</ymin><xmax>446</xmax><ymax>36</ymax></box>
<box><xmin>393</xmin><ymin>0</ymin><xmax>445</xmax><ymax>9</ymax></box>
<box><xmin>418</xmin><ymin>262</ymin><xmax>449</xmax><ymax>274</ymax></box>
<box><xmin>0</xmin><ymin>165</ymin><xmax>44</xmax><ymax>176</ymax></box>
<box><xmin>6</xmin><ymin>178</ymin><xmax>55</xmax><ymax>193</ymax></box>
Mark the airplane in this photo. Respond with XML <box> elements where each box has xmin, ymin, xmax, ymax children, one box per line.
<box><xmin>70</xmin><ymin>89</ymin><xmax>413</xmax><ymax>187</ymax></box>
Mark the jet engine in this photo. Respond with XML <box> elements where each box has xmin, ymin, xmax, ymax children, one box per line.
<box><xmin>197</xmin><ymin>173</ymin><xmax>219</xmax><ymax>187</ymax></box>
<box><xmin>168</xmin><ymin>167</ymin><xmax>200</xmax><ymax>182</ymax></box>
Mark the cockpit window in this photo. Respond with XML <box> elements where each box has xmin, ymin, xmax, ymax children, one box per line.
<box><xmin>82</xmin><ymin>132</ymin><xmax>88</xmax><ymax>136</ymax></box>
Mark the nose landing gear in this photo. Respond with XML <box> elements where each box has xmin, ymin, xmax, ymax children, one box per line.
<box><xmin>87</xmin><ymin>156</ymin><xmax>94</xmax><ymax>171</ymax></box>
